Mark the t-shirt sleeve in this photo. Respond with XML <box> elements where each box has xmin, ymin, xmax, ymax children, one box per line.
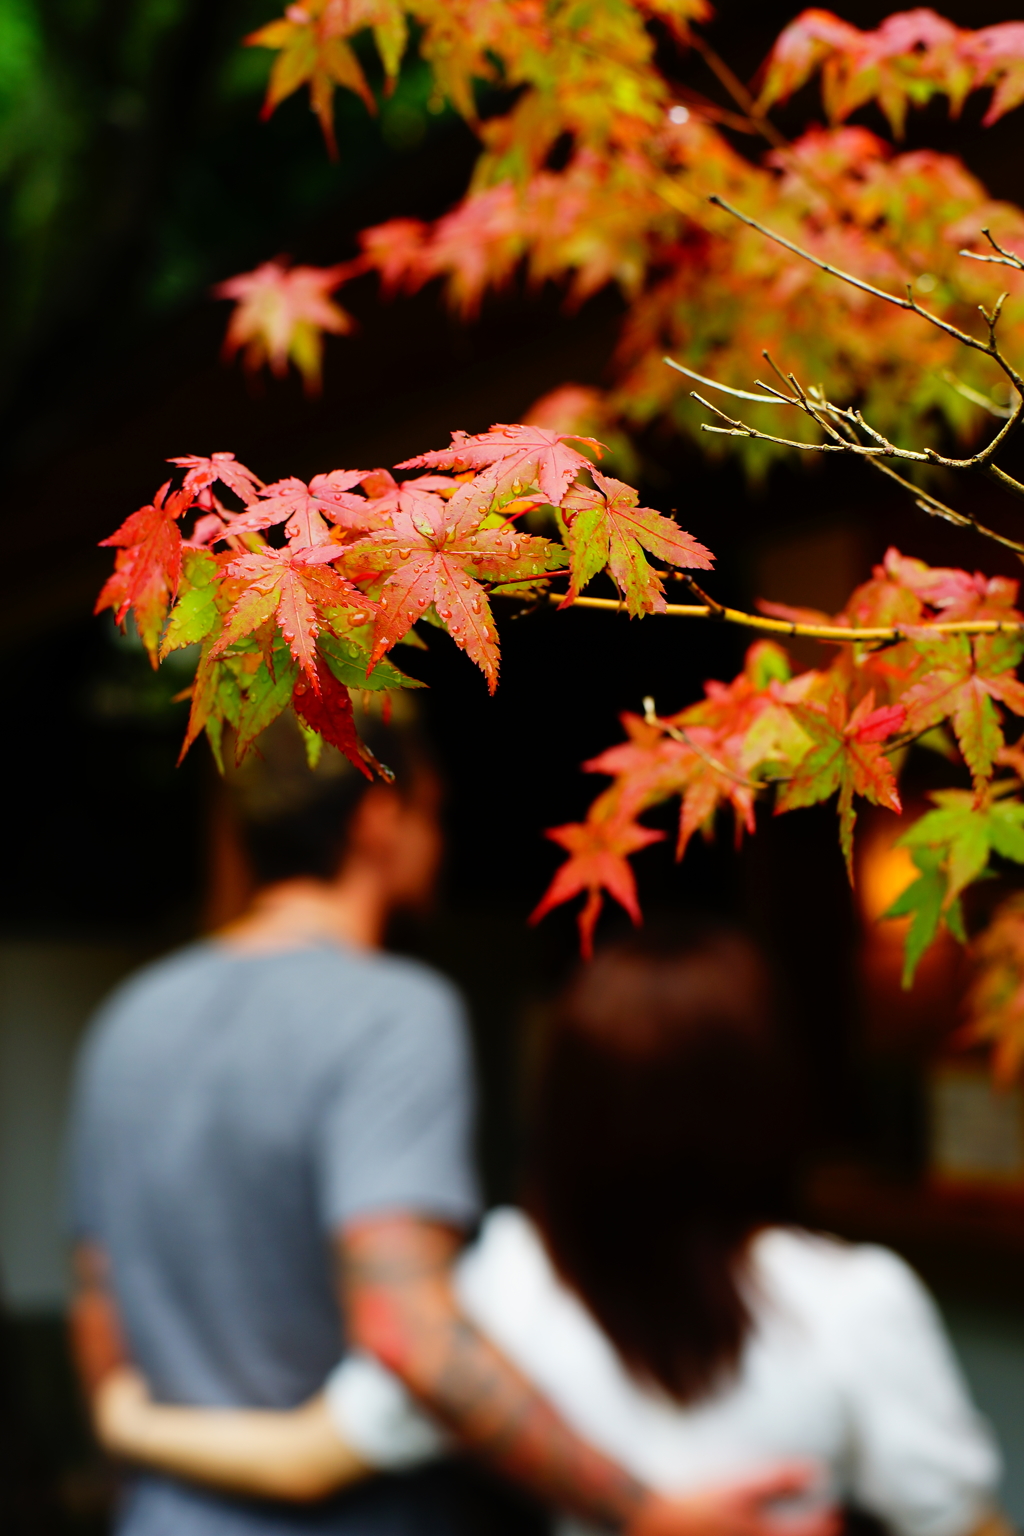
<box><xmin>324</xmin><ymin>1351</ymin><xmax>449</xmax><ymax>1469</ymax></box>
<box><xmin>315</xmin><ymin>970</ymin><xmax>480</xmax><ymax>1230</ymax></box>
<box><xmin>832</xmin><ymin>1246</ymin><xmax>1001</xmax><ymax>1536</ymax></box>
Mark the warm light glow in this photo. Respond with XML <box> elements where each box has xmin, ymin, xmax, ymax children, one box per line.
<box><xmin>859</xmin><ymin>826</ymin><xmax>917</xmax><ymax>923</ymax></box>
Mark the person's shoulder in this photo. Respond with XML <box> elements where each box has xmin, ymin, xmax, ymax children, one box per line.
<box><xmin>457</xmin><ymin>1208</ymin><xmax>554</xmax><ymax>1301</ymax></box>
<box><xmin>88</xmin><ymin>941</ymin><xmax>224</xmax><ymax>1026</ymax></box>
<box><xmin>752</xmin><ymin>1225</ymin><xmax>929</xmax><ymax>1325</ymax></box>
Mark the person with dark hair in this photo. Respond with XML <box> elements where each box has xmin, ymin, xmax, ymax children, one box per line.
<box><xmin>68</xmin><ymin>719</ymin><xmax>826</xmax><ymax>1536</ymax></box>
<box><xmin>84</xmin><ymin>925</ymin><xmax>1005</xmax><ymax>1536</ymax></box>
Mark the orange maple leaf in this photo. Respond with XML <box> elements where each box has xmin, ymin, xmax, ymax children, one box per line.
<box><xmin>530</xmin><ymin>810</ymin><xmax>664</xmax><ymax>957</ymax></box>
<box><xmin>96</xmin><ymin>481</ymin><xmax>193</xmax><ymax>663</ymax></box>
<box><xmin>215</xmin><ymin>259</ymin><xmax>355</xmax><ymax>393</ymax></box>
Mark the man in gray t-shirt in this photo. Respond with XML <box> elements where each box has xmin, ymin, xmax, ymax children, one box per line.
<box><xmin>69</xmin><ymin>715</ymin><xmax>830</xmax><ymax>1536</ymax></box>
<box><xmin>71</xmin><ymin>939</ymin><xmax>479</xmax><ymax>1534</ymax></box>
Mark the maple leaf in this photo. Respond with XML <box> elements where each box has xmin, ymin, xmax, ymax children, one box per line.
<box><xmin>234</xmin><ymin>646</ymin><xmax>300</xmax><ymax>763</ymax></box>
<box><xmin>341</xmin><ymin>484</ymin><xmax>565</xmax><ymax>692</ymax></box>
<box><xmin>397</xmin><ymin>424</ymin><xmax>605</xmax><ymax>507</ymax></box>
<box><xmin>756</xmin><ymin>9</ymin><xmax>1024</xmax><ymax>134</ymax></box>
<box><xmin>963</xmin><ymin>894</ymin><xmax>1024</xmax><ymax>1083</ymax></box>
<box><xmin>883</xmin><ymin>845</ymin><xmax>967</xmax><ymax>989</ymax></box>
<box><xmin>215</xmin><ymin>260</ymin><xmax>354</xmax><ymax>392</ymax></box>
<box><xmin>213</xmin><ymin>545</ymin><xmax>377</xmax><ymax>686</ymax></box>
<box><xmin>890</xmin><ymin>783</ymin><xmax>1024</xmax><ymax>968</ymax></box>
<box><xmin>246</xmin><ymin>0</ymin><xmax>379</xmax><ymax>155</ymax></box>
<box><xmin>317</xmin><ymin>627</ymin><xmax>424</xmax><ymax>692</ymax></box>
<box><xmin>902</xmin><ymin>635</ymin><xmax>1024</xmax><ymax>787</ymax></box>
<box><xmin>530</xmin><ymin>805</ymin><xmax>664</xmax><ymax>957</ymax></box>
<box><xmin>168</xmin><ymin>453</ymin><xmax>263</xmax><ymax>506</ymax></box>
<box><xmin>96</xmin><ymin>481</ymin><xmax>193</xmax><ymax>663</ymax></box>
<box><xmin>161</xmin><ymin>549</ymin><xmax>222</xmax><ymax>657</ymax></box>
<box><xmin>180</xmin><ymin>642</ymin><xmax>244</xmax><ymax>769</ymax></box>
<box><xmin>559</xmin><ymin>468</ymin><xmax>713</xmax><ymax>616</ymax></box>
<box><xmin>228</xmin><ymin>471</ymin><xmax>375</xmax><ymax>547</ymax></box>
<box><xmin>775</xmin><ymin>689</ymin><xmax>906</xmax><ymax>879</ymax></box>
<box><xmin>292</xmin><ymin>659</ymin><xmax>372</xmax><ymax>779</ymax></box>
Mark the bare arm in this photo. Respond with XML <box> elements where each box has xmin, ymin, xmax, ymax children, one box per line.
<box><xmin>69</xmin><ymin>1242</ymin><xmax>128</xmax><ymax>1399</ymax></box>
<box><xmin>70</xmin><ymin>1242</ymin><xmax>369</xmax><ymax>1504</ymax></box>
<box><xmin>339</xmin><ymin>1216</ymin><xmax>838</xmax><ymax>1536</ymax></box>
<box><xmin>93</xmin><ymin>1368</ymin><xmax>369</xmax><ymax>1503</ymax></box>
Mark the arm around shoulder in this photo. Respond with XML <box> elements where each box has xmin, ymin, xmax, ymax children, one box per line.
<box><xmin>93</xmin><ymin>1368</ymin><xmax>372</xmax><ymax>1503</ymax></box>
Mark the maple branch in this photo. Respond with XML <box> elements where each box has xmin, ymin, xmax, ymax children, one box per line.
<box><xmin>688</xmin><ymin>35</ymin><xmax>790</xmax><ymax>153</ymax></box>
<box><xmin>664</xmin><ymin>357</ymin><xmax>784</xmax><ymax>404</ymax></box>
<box><xmin>669</xmin><ymin>353</ymin><xmax>1024</xmax><ymax>556</ymax></box>
<box><xmin>959</xmin><ymin>229</ymin><xmax>1024</xmax><ymax>273</ymax></box>
<box><xmin>940</xmin><ymin>369</ymin><xmax>1015</xmax><ymax>419</ymax></box>
<box><xmin>642</xmin><ymin>695</ymin><xmax>760</xmax><ymax>788</ymax></box>
<box><xmin>707</xmin><ymin>195</ymin><xmax>1024</xmax><ymax>395</ymax></box>
<box><xmin>558</xmin><ymin>593</ymin><xmax>1024</xmax><ymax>642</ymax></box>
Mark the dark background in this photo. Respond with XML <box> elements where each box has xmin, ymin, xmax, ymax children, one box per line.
<box><xmin>4</xmin><ymin>0</ymin><xmax>1024</xmax><ymax>1529</ymax></box>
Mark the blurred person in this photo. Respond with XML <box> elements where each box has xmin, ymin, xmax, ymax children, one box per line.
<box><xmin>86</xmin><ymin>929</ymin><xmax>1007</xmax><ymax>1536</ymax></box>
<box><xmin>67</xmin><ymin>715</ymin><xmax>825</xmax><ymax>1536</ymax></box>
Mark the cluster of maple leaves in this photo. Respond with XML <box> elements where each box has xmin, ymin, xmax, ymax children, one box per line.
<box><xmin>227</xmin><ymin>3</ymin><xmax>1024</xmax><ymax>453</ymax></box>
<box><xmin>538</xmin><ymin>550</ymin><xmax>1024</xmax><ymax>959</ymax></box>
<box><xmin>95</xmin><ymin>424</ymin><xmax>710</xmax><ymax>771</ymax></box>
<box><xmin>95</xmin><ymin>3</ymin><xmax>1024</xmax><ymax>1076</ymax></box>
<box><xmin>97</xmin><ymin>425</ymin><xmax>1024</xmax><ymax>1071</ymax></box>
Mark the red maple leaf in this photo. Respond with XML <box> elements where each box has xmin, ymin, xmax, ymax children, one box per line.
<box><xmin>530</xmin><ymin>808</ymin><xmax>664</xmax><ymax>957</ymax></box>
<box><xmin>96</xmin><ymin>481</ymin><xmax>193</xmax><ymax>662</ymax></box>
<box><xmin>213</xmin><ymin>545</ymin><xmax>377</xmax><ymax>686</ymax></box>
<box><xmin>292</xmin><ymin>662</ymin><xmax>372</xmax><ymax>778</ymax></box>
<box><xmin>168</xmin><ymin>453</ymin><xmax>263</xmax><ymax>506</ymax></box>
<box><xmin>903</xmin><ymin>635</ymin><xmax>1024</xmax><ymax>786</ymax></box>
<box><xmin>229</xmin><ymin>471</ymin><xmax>377</xmax><ymax>547</ymax></box>
<box><xmin>397</xmin><ymin>423</ymin><xmax>605</xmax><ymax>507</ymax></box>
<box><xmin>560</xmin><ymin>468</ymin><xmax>713</xmax><ymax>616</ymax></box>
<box><xmin>776</xmin><ymin>688</ymin><xmax>905</xmax><ymax>878</ymax></box>
<box><xmin>340</xmin><ymin>483</ymin><xmax>565</xmax><ymax>692</ymax></box>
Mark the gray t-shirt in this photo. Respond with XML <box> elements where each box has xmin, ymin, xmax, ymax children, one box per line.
<box><xmin>69</xmin><ymin>940</ymin><xmax>480</xmax><ymax>1536</ymax></box>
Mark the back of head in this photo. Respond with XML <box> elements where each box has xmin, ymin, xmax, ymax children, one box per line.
<box><xmin>226</xmin><ymin>704</ymin><xmax>429</xmax><ymax>887</ymax></box>
<box><xmin>526</xmin><ymin>925</ymin><xmax>800</xmax><ymax>1405</ymax></box>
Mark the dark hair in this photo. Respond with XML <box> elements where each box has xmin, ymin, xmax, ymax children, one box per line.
<box><xmin>525</xmin><ymin>926</ymin><xmax>800</xmax><ymax>1405</ymax></box>
<box><xmin>226</xmin><ymin>706</ymin><xmax>431</xmax><ymax>887</ymax></box>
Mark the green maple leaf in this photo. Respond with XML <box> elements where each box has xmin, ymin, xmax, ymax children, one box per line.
<box><xmin>317</xmin><ymin>627</ymin><xmax>425</xmax><ymax>692</ymax></box>
<box><xmin>884</xmin><ymin>846</ymin><xmax>967</xmax><ymax>988</ymax></box>
<box><xmin>235</xmin><ymin>649</ymin><xmax>299</xmax><ymax>763</ymax></box>
<box><xmin>885</xmin><ymin>785</ymin><xmax>1024</xmax><ymax>985</ymax></box>
<box><xmin>161</xmin><ymin>549</ymin><xmax>221</xmax><ymax>657</ymax></box>
<box><xmin>181</xmin><ymin>643</ymin><xmax>243</xmax><ymax>771</ymax></box>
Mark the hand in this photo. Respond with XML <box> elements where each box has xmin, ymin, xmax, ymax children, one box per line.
<box><xmin>627</xmin><ymin>1466</ymin><xmax>840</xmax><ymax>1536</ymax></box>
<box><xmin>93</xmin><ymin>1366</ymin><xmax>153</xmax><ymax>1455</ymax></box>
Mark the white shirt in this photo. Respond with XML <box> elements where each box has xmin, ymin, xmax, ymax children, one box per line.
<box><xmin>326</xmin><ymin>1210</ymin><xmax>999</xmax><ymax>1536</ymax></box>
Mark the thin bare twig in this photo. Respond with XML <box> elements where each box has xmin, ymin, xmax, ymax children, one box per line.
<box><xmin>664</xmin><ymin>357</ymin><xmax>783</xmax><ymax>404</ymax></box>
<box><xmin>940</xmin><ymin>369</ymin><xmax>1015</xmax><ymax>419</ymax></box>
<box><xmin>673</xmin><ymin>350</ymin><xmax>1024</xmax><ymax>554</ymax></box>
<box><xmin>642</xmin><ymin>696</ymin><xmax>760</xmax><ymax>788</ymax></box>
<box><xmin>959</xmin><ymin>229</ymin><xmax>1024</xmax><ymax>273</ymax></box>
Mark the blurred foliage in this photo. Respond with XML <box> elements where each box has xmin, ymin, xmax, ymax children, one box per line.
<box><xmin>0</xmin><ymin>0</ymin><xmax>456</xmax><ymax>419</ymax></box>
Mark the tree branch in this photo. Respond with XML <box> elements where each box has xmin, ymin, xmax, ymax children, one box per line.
<box><xmin>959</xmin><ymin>229</ymin><xmax>1024</xmax><ymax>273</ymax></box>
<box><xmin>557</xmin><ymin>593</ymin><xmax>1024</xmax><ymax>642</ymax></box>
